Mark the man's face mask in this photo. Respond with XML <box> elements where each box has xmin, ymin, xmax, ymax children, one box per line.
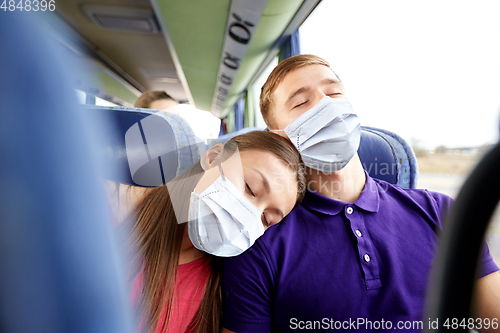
<box><xmin>272</xmin><ymin>96</ymin><xmax>361</xmax><ymax>172</ymax></box>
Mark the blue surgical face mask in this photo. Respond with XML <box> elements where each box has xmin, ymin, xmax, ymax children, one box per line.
<box><xmin>272</xmin><ymin>96</ymin><xmax>361</xmax><ymax>172</ymax></box>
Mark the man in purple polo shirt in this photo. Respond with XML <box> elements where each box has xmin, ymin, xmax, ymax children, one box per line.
<box><xmin>221</xmin><ymin>55</ymin><xmax>500</xmax><ymax>332</ymax></box>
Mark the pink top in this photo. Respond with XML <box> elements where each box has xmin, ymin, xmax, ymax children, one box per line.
<box><xmin>132</xmin><ymin>256</ymin><xmax>212</xmax><ymax>333</ymax></box>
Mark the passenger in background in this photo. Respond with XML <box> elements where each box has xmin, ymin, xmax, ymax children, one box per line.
<box><xmin>134</xmin><ymin>91</ymin><xmax>179</xmax><ymax>115</ymax></box>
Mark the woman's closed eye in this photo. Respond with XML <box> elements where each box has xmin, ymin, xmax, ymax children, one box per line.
<box><xmin>245</xmin><ymin>183</ymin><xmax>256</xmax><ymax>197</ymax></box>
<box><xmin>246</xmin><ymin>183</ymin><xmax>270</xmax><ymax>228</ymax></box>
<box><xmin>262</xmin><ymin>213</ymin><xmax>270</xmax><ymax>228</ymax></box>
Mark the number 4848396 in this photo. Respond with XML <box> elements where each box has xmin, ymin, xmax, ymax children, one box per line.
<box><xmin>1</xmin><ymin>0</ymin><xmax>56</xmax><ymax>11</ymax></box>
<box><xmin>443</xmin><ymin>318</ymin><xmax>498</xmax><ymax>330</ymax></box>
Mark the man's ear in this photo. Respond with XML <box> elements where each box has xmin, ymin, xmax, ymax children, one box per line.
<box><xmin>200</xmin><ymin>143</ymin><xmax>224</xmax><ymax>170</ymax></box>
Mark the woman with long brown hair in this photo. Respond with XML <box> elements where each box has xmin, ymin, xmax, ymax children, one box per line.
<box><xmin>129</xmin><ymin>130</ymin><xmax>306</xmax><ymax>333</ymax></box>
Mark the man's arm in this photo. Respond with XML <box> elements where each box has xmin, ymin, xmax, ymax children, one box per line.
<box><xmin>473</xmin><ymin>271</ymin><xmax>500</xmax><ymax>332</ymax></box>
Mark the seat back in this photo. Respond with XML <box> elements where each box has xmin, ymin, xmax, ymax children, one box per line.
<box><xmin>211</xmin><ymin>126</ymin><xmax>418</xmax><ymax>189</ymax></box>
<box><xmin>84</xmin><ymin>106</ymin><xmax>205</xmax><ymax>187</ymax></box>
<box><xmin>0</xmin><ymin>13</ymin><xmax>133</xmax><ymax>332</ymax></box>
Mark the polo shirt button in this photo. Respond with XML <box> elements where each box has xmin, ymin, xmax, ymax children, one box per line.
<box><xmin>364</xmin><ymin>254</ymin><xmax>371</xmax><ymax>262</ymax></box>
<box><xmin>356</xmin><ymin>230</ymin><xmax>362</xmax><ymax>237</ymax></box>
<box><xmin>347</xmin><ymin>207</ymin><xmax>353</xmax><ymax>214</ymax></box>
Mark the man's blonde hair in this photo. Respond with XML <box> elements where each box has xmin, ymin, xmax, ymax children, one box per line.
<box><xmin>260</xmin><ymin>54</ymin><xmax>338</xmax><ymax>128</ymax></box>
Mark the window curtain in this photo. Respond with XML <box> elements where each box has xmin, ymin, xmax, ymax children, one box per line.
<box><xmin>234</xmin><ymin>97</ymin><xmax>245</xmax><ymax>132</ymax></box>
<box><xmin>245</xmin><ymin>87</ymin><xmax>256</xmax><ymax>128</ymax></box>
<box><xmin>279</xmin><ymin>28</ymin><xmax>301</xmax><ymax>62</ymax></box>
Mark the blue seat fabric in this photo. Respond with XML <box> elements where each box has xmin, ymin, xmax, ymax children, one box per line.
<box><xmin>84</xmin><ymin>106</ymin><xmax>205</xmax><ymax>187</ymax></box>
<box><xmin>0</xmin><ymin>12</ymin><xmax>133</xmax><ymax>333</ymax></box>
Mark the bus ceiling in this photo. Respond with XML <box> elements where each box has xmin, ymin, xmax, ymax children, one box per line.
<box><xmin>49</xmin><ymin>0</ymin><xmax>320</xmax><ymax>116</ymax></box>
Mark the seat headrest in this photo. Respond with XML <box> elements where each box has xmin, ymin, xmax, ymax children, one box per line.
<box><xmin>84</xmin><ymin>106</ymin><xmax>206</xmax><ymax>187</ymax></box>
<box><xmin>358</xmin><ymin>126</ymin><xmax>418</xmax><ymax>189</ymax></box>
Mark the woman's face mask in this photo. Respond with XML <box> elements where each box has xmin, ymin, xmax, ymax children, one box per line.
<box><xmin>188</xmin><ymin>172</ymin><xmax>265</xmax><ymax>257</ymax></box>
<box><xmin>185</xmin><ymin>146</ymin><xmax>297</xmax><ymax>257</ymax></box>
<box><xmin>272</xmin><ymin>96</ymin><xmax>361</xmax><ymax>173</ymax></box>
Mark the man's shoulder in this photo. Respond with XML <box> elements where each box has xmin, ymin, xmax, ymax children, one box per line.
<box><xmin>373</xmin><ymin>177</ymin><xmax>451</xmax><ymax>200</ymax></box>
<box><xmin>372</xmin><ymin>177</ymin><xmax>454</xmax><ymax>217</ymax></box>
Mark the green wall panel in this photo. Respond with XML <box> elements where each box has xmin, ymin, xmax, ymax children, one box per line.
<box><xmin>156</xmin><ymin>0</ymin><xmax>303</xmax><ymax>115</ymax></box>
<box><xmin>83</xmin><ymin>70</ymin><xmax>138</xmax><ymax>105</ymax></box>
<box><xmin>156</xmin><ymin>0</ymin><xmax>230</xmax><ymax>111</ymax></box>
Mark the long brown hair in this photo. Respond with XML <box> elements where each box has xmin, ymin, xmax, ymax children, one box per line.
<box><xmin>131</xmin><ymin>131</ymin><xmax>306</xmax><ymax>333</ymax></box>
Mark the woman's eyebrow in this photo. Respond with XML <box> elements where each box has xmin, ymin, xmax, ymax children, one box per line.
<box><xmin>252</xmin><ymin>168</ymin><xmax>285</xmax><ymax>221</ymax></box>
<box><xmin>252</xmin><ymin>167</ymin><xmax>270</xmax><ymax>194</ymax></box>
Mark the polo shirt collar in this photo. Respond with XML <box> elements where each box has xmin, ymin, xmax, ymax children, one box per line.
<box><xmin>301</xmin><ymin>171</ymin><xmax>380</xmax><ymax>215</ymax></box>
<box><xmin>354</xmin><ymin>171</ymin><xmax>380</xmax><ymax>213</ymax></box>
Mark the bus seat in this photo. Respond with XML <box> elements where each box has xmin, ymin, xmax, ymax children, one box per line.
<box><xmin>211</xmin><ymin>126</ymin><xmax>418</xmax><ymax>189</ymax></box>
<box><xmin>0</xmin><ymin>13</ymin><xmax>132</xmax><ymax>332</ymax></box>
<box><xmin>84</xmin><ymin>106</ymin><xmax>206</xmax><ymax>187</ymax></box>
<box><xmin>359</xmin><ymin>126</ymin><xmax>418</xmax><ymax>189</ymax></box>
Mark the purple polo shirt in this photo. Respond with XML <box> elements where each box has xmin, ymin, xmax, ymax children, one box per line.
<box><xmin>222</xmin><ymin>173</ymin><xmax>498</xmax><ymax>332</ymax></box>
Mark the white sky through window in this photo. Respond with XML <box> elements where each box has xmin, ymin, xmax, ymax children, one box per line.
<box><xmin>300</xmin><ymin>0</ymin><xmax>500</xmax><ymax>149</ymax></box>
